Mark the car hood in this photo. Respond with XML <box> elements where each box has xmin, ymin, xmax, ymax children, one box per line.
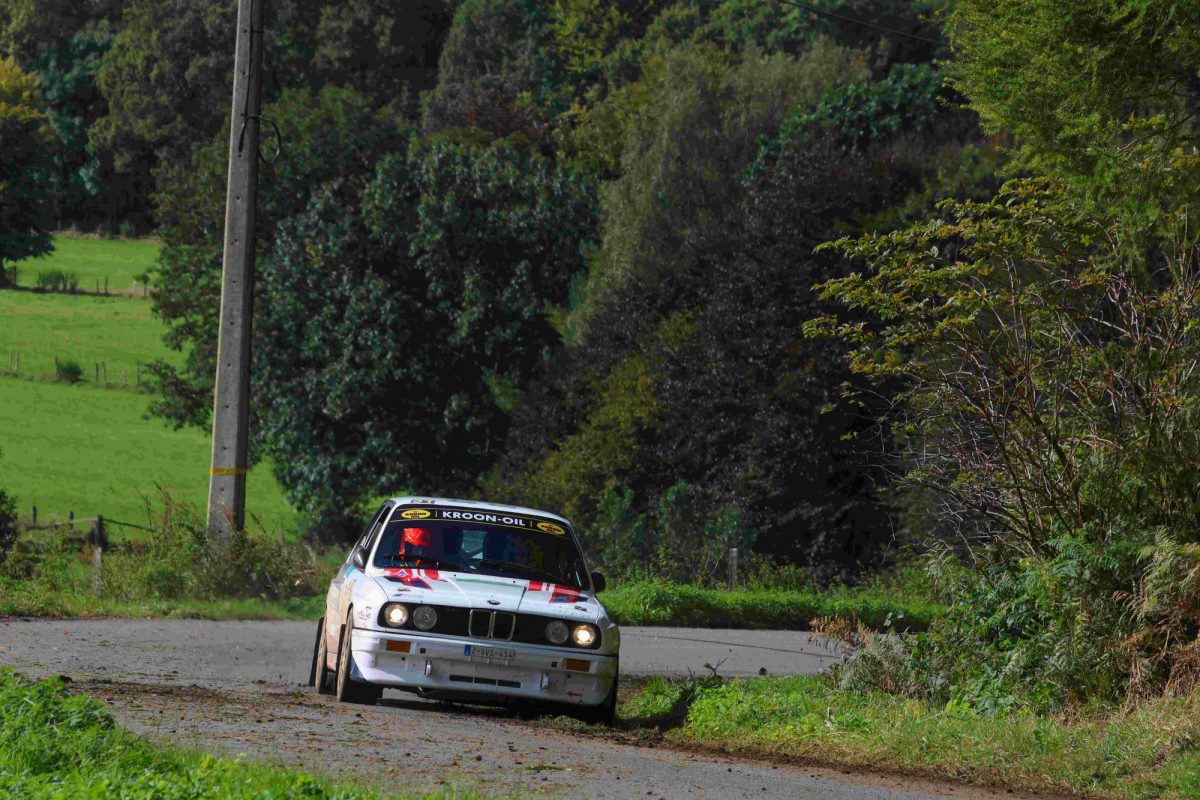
<box><xmin>368</xmin><ymin>568</ymin><xmax>602</xmax><ymax>623</ymax></box>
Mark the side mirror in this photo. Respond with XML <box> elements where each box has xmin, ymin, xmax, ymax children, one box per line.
<box><xmin>590</xmin><ymin>570</ymin><xmax>607</xmax><ymax>594</ymax></box>
<box><xmin>352</xmin><ymin>549</ymin><xmax>367</xmax><ymax>570</ymax></box>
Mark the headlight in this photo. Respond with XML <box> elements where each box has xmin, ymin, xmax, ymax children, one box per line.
<box><xmin>382</xmin><ymin>603</ymin><xmax>409</xmax><ymax>628</ymax></box>
<box><xmin>545</xmin><ymin>620</ymin><xmax>569</xmax><ymax>645</ymax></box>
<box><xmin>571</xmin><ymin>624</ymin><xmax>597</xmax><ymax>647</ymax></box>
<box><xmin>412</xmin><ymin>605</ymin><xmax>438</xmax><ymax>631</ymax></box>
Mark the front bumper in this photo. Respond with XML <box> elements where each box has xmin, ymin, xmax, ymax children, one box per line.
<box><xmin>351</xmin><ymin>628</ymin><xmax>616</xmax><ymax>706</ymax></box>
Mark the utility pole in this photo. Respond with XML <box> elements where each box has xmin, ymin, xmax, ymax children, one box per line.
<box><xmin>207</xmin><ymin>0</ymin><xmax>265</xmax><ymax>542</ymax></box>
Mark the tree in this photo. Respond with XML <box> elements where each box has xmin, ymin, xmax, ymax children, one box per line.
<box><xmin>92</xmin><ymin>0</ymin><xmax>451</xmax><ymax>204</ymax></box>
<box><xmin>948</xmin><ymin>0</ymin><xmax>1200</xmax><ymax>210</ymax></box>
<box><xmin>0</xmin><ymin>57</ymin><xmax>55</xmax><ymax>281</ymax></box>
<box><xmin>148</xmin><ymin>86</ymin><xmax>408</xmax><ymax>429</ymax></box>
<box><xmin>813</xmin><ymin>155</ymin><xmax>1200</xmax><ymax>701</ymax></box>
<box><xmin>496</xmin><ymin>44</ymin><xmax>972</xmax><ymax>580</ymax></box>
<box><xmin>253</xmin><ymin>139</ymin><xmax>597</xmax><ymax>537</ymax></box>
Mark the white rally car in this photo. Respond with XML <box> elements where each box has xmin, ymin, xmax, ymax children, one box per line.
<box><xmin>308</xmin><ymin>497</ymin><xmax>620</xmax><ymax>724</ymax></box>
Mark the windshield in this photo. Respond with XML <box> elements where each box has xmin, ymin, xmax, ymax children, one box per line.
<box><xmin>371</xmin><ymin>518</ymin><xmax>589</xmax><ymax>590</ymax></box>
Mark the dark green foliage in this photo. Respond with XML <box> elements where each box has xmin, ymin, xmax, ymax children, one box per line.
<box><xmin>423</xmin><ymin>0</ymin><xmax>561</xmax><ymax>137</ymax></box>
<box><xmin>499</xmin><ymin>42</ymin><xmax>979</xmax><ymax>581</ymax></box>
<box><xmin>255</xmin><ymin>139</ymin><xmax>597</xmax><ymax>537</ymax></box>
<box><xmin>0</xmin><ymin>484</ymin><xmax>15</xmax><ymax>567</ymax></box>
<box><xmin>148</xmin><ymin>87</ymin><xmax>409</xmax><ymax>429</ymax></box>
<box><xmin>54</xmin><ymin>358</ymin><xmax>82</xmax><ymax>383</ymax></box>
<box><xmin>92</xmin><ymin>0</ymin><xmax>451</xmax><ymax>206</ymax></box>
<box><xmin>34</xmin><ymin>269</ymin><xmax>78</xmax><ymax>292</ymax></box>
<box><xmin>0</xmin><ymin>57</ymin><xmax>55</xmax><ymax>272</ymax></box>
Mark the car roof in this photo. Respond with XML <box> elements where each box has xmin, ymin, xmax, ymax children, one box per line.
<box><xmin>384</xmin><ymin>496</ymin><xmax>573</xmax><ymax>527</ymax></box>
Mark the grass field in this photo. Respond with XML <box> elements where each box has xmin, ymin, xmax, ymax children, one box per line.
<box><xmin>0</xmin><ymin>379</ymin><xmax>294</xmax><ymax>530</ymax></box>
<box><xmin>10</xmin><ymin>234</ymin><xmax>160</xmax><ymax>291</ymax></box>
<box><xmin>0</xmin><ymin>290</ymin><xmax>179</xmax><ymax>381</ymax></box>
<box><xmin>0</xmin><ymin>235</ymin><xmax>297</xmax><ymax>531</ymax></box>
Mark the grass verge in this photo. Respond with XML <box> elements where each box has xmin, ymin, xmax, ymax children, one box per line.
<box><xmin>0</xmin><ymin>582</ymin><xmax>324</xmax><ymax>620</ymax></box>
<box><xmin>602</xmin><ymin>579</ymin><xmax>939</xmax><ymax>631</ymax></box>
<box><xmin>620</xmin><ymin>674</ymin><xmax>1200</xmax><ymax>800</ymax></box>
<box><xmin>0</xmin><ymin>669</ymin><xmax>473</xmax><ymax>799</ymax></box>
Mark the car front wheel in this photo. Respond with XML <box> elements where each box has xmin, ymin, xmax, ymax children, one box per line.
<box><xmin>311</xmin><ymin>617</ymin><xmax>335</xmax><ymax>695</ymax></box>
<box><xmin>335</xmin><ymin>611</ymin><xmax>381</xmax><ymax>705</ymax></box>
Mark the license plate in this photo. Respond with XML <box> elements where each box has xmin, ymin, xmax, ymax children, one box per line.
<box><xmin>465</xmin><ymin>644</ymin><xmax>516</xmax><ymax>660</ymax></box>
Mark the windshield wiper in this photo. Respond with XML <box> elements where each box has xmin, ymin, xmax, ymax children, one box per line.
<box><xmin>478</xmin><ymin>559</ymin><xmax>564</xmax><ymax>585</ymax></box>
<box><xmin>376</xmin><ymin>555</ymin><xmax>471</xmax><ymax>571</ymax></box>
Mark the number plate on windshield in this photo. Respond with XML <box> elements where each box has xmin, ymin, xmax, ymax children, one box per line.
<box><xmin>465</xmin><ymin>644</ymin><xmax>516</xmax><ymax>660</ymax></box>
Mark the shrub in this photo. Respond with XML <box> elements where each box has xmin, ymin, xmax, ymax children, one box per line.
<box><xmin>54</xmin><ymin>358</ymin><xmax>83</xmax><ymax>384</ymax></box>
<box><xmin>101</xmin><ymin>496</ymin><xmax>323</xmax><ymax>602</ymax></box>
<box><xmin>0</xmin><ymin>487</ymin><xmax>16</xmax><ymax>567</ymax></box>
<box><xmin>34</xmin><ymin>270</ymin><xmax>79</xmax><ymax>292</ymax></box>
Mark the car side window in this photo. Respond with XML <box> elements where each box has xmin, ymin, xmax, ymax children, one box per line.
<box><xmin>348</xmin><ymin>503</ymin><xmax>391</xmax><ymax>563</ymax></box>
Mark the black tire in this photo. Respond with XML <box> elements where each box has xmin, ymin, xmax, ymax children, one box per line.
<box><xmin>312</xmin><ymin>617</ymin><xmax>335</xmax><ymax>695</ymax></box>
<box><xmin>575</xmin><ymin>661</ymin><xmax>618</xmax><ymax>726</ymax></box>
<box><xmin>336</xmin><ymin>612</ymin><xmax>381</xmax><ymax>705</ymax></box>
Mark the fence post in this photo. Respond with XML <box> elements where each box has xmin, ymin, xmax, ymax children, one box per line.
<box><xmin>102</xmin><ymin>362</ymin><xmax>107</xmax><ymax>386</ymax></box>
<box><xmin>31</xmin><ymin>506</ymin><xmax>36</xmax><ymax>526</ymax></box>
<box><xmin>728</xmin><ymin>547</ymin><xmax>738</xmax><ymax>590</ymax></box>
<box><xmin>92</xmin><ymin>546</ymin><xmax>103</xmax><ymax>599</ymax></box>
<box><xmin>94</xmin><ymin>363</ymin><xmax>99</xmax><ymax>385</ymax></box>
<box><xmin>91</xmin><ymin>515</ymin><xmax>107</xmax><ymax>549</ymax></box>
<box><xmin>68</xmin><ymin>510</ymin><xmax>74</xmax><ymax>526</ymax></box>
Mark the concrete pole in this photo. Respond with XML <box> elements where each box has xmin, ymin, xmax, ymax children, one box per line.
<box><xmin>206</xmin><ymin>0</ymin><xmax>265</xmax><ymax>543</ymax></box>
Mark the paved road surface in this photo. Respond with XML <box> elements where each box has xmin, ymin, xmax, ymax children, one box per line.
<box><xmin>0</xmin><ymin>618</ymin><xmax>1036</xmax><ymax>800</ymax></box>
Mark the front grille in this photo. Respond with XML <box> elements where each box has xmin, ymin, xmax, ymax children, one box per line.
<box><xmin>469</xmin><ymin>610</ymin><xmax>516</xmax><ymax>640</ymax></box>
<box><xmin>380</xmin><ymin>604</ymin><xmax>600</xmax><ymax>649</ymax></box>
<box><xmin>492</xmin><ymin>612</ymin><xmax>515</xmax><ymax>639</ymax></box>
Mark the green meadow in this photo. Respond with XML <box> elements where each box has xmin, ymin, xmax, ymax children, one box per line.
<box><xmin>11</xmin><ymin>234</ymin><xmax>160</xmax><ymax>292</ymax></box>
<box><xmin>0</xmin><ymin>379</ymin><xmax>294</xmax><ymax>530</ymax></box>
<box><xmin>0</xmin><ymin>236</ymin><xmax>297</xmax><ymax>531</ymax></box>
<box><xmin>0</xmin><ymin>290</ymin><xmax>175</xmax><ymax>382</ymax></box>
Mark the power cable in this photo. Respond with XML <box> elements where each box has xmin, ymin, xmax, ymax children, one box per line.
<box><xmin>776</xmin><ymin>0</ymin><xmax>943</xmax><ymax>47</ymax></box>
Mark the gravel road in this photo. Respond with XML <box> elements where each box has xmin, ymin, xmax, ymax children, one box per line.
<box><xmin>0</xmin><ymin>618</ymin><xmax>1041</xmax><ymax>800</ymax></box>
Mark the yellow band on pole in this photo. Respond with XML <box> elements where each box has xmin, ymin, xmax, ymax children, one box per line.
<box><xmin>210</xmin><ymin>467</ymin><xmax>248</xmax><ymax>476</ymax></box>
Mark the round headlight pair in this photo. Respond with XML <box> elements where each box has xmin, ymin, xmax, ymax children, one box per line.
<box><xmin>381</xmin><ymin>603</ymin><xmax>438</xmax><ymax>631</ymax></box>
<box><xmin>544</xmin><ymin>620</ymin><xmax>598</xmax><ymax>647</ymax></box>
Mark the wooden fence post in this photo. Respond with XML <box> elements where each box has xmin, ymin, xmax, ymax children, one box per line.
<box><xmin>68</xmin><ymin>510</ymin><xmax>74</xmax><ymax>526</ymax></box>
<box><xmin>94</xmin><ymin>363</ymin><xmax>99</xmax><ymax>385</ymax></box>
<box><xmin>30</xmin><ymin>506</ymin><xmax>36</xmax><ymax>526</ymax></box>
<box><xmin>728</xmin><ymin>547</ymin><xmax>739</xmax><ymax>590</ymax></box>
